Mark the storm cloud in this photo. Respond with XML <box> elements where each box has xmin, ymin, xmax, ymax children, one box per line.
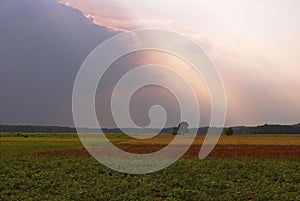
<box><xmin>0</xmin><ymin>0</ymin><xmax>115</xmax><ymax>126</ymax></box>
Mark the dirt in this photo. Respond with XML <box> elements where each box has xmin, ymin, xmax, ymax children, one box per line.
<box><xmin>30</xmin><ymin>144</ymin><xmax>300</xmax><ymax>160</ymax></box>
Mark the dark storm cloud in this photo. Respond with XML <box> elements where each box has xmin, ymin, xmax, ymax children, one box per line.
<box><xmin>0</xmin><ymin>0</ymin><xmax>188</xmax><ymax>128</ymax></box>
<box><xmin>0</xmin><ymin>0</ymin><xmax>115</xmax><ymax>126</ymax></box>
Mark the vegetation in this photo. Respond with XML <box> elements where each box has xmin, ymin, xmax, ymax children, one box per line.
<box><xmin>224</xmin><ymin>127</ymin><xmax>234</xmax><ymax>136</ymax></box>
<box><xmin>0</xmin><ymin>133</ymin><xmax>299</xmax><ymax>200</ymax></box>
<box><xmin>2</xmin><ymin>123</ymin><xmax>300</xmax><ymax>134</ymax></box>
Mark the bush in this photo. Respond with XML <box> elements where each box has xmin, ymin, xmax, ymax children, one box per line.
<box><xmin>224</xmin><ymin>127</ymin><xmax>234</xmax><ymax>136</ymax></box>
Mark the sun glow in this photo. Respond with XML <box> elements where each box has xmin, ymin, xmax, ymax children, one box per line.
<box><xmin>57</xmin><ymin>0</ymin><xmax>300</xmax><ymax>126</ymax></box>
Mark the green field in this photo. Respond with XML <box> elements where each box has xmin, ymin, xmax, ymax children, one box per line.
<box><xmin>1</xmin><ymin>133</ymin><xmax>299</xmax><ymax>200</ymax></box>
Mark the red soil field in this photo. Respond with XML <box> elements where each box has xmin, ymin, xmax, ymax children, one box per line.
<box><xmin>31</xmin><ymin>144</ymin><xmax>300</xmax><ymax>160</ymax></box>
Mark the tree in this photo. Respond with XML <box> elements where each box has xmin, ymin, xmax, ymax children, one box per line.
<box><xmin>224</xmin><ymin>127</ymin><xmax>234</xmax><ymax>136</ymax></box>
<box><xmin>172</xmin><ymin>127</ymin><xmax>179</xmax><ymax>135</ymax></box>
<box><xmin>173</xmin><ymin>121</ymin><xmax>189</xmax><ymax>135</ymax></box>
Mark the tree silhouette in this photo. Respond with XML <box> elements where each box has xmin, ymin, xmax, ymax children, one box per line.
<box><xmin>224</xmin><ymin>127</ymin><xmax>234</xmax><ymax>136</ymax></box>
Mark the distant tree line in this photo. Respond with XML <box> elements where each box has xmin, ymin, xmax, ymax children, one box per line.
<box><xmin>0</xmin><ymin>123</ymin><xmax>300</xmax><ymax>134</ymax></box>
<box><xmin>0</xmin><ymin>125</ymin><xmax>76</xmax><ymax>133</ymax></box>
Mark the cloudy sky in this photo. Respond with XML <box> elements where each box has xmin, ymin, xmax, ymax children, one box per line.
<box><xmin>1</xmin><ymin>0</ymin><xmax>299</xmax><ymax>127</ymax></box>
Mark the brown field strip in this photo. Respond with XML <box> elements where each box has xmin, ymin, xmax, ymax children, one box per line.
<box><xmin>31</xmin><ymin>135</ymin><xmax>300</xmax><ymax>160</ymax></box>
<box><xmin>31</xmin><ymin>145</ymin><xmax>300</xmax><ymax>160</ymax></box>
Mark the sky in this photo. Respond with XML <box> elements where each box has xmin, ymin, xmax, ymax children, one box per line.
<box><xmin>59</xmin><ymin>0</ymin><xmax>300</xmax><ymax>126</ymax></box>
<box><xmin>0</xmin><ymin>0</ymin><xmax>299</xmax><ymax>127</ymax></box>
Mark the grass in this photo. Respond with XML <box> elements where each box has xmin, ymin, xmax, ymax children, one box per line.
<box><xmin>121</xmin><ymin>134</ymin><xmax>300</xmax><ymax>145</ymax></box>
<box><xmin>0</xmin><ymin>135</ymin><xmax>81</xmax><ymax>156</ymax></box>
<box><xmin>0</xmin><ymin>133</ymin><xmax>300</xmax><ymax>200</ymax></box>
<box><xmin>0</xmin><ymin>133</ymin><xmax>129</xmax><ymax>156</ymax></box>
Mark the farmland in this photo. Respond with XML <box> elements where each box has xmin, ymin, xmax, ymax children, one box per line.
<box><xmin>0</xmin><ymin>133</ymin><xmax>299</xmax><ymax>200</ymax></box>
